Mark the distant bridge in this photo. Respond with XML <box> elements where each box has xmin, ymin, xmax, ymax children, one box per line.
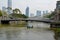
<box><xmin>1</xmin><ymin>16</ymin><xmax>60</xmax><ymax>28</ymax></box>
<box><xmin>0</xmin><ymin>17</ymin><xmax>55</xmax><ymax>23</ymax></box>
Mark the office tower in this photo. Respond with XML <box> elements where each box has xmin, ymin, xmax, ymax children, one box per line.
<box><xmin>42</xmin><ymin>11</ymin><xmax>46</xmax><ymax>16</ymax></box>
<box><xmin>42</xmin><ymin>10</ymin><xmax>49</xmax><ymax>17</ymax></box>
<box><xmin>36</xmin><ymin>10</ymin><xmax>41</xmax><ymax>16</ymax></box>
<box><xmin>7</xmin><ymin>0</ymin><xmax>12</xmax><ymax>14</ymax></box>
<box><xmin>45</xmin><ymin>10</ymin><xmax>48</xmax><ymax>14</ymax></box>
<box><xmin>43</xmin><ymin>11</ymin><xmax>45</xmax><ymax>14</ymax></box>
<box><xmin>25</xmin><ymin>7</ymin><xmax>29</xmax><ymax>17</ymax></box>
<box><xmin>2</xmin><ymin>7</ymin><xmax>6</xmax><ymax>11</ymax></box>
<box><xmin>8</xmin><ymin>0</ymin><xmax>12</xmax><ymax>8</ymax></box>
<box><xmin>30</xmin><ymin>13</ymin><xmax>34</xmax><ymax>17</ymax></box>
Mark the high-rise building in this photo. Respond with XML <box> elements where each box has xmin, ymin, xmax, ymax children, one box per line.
<box><xmin>42</xmin><ymin>10</ymin><xmax>49</xmax><ymax>17</ymax></box>
<box><xmin>8</xmin><ymin>0</ymin><xmax>12</xmax><ymax>8</ymax></box>
<box><xmin>30</xmin><ymin>13</ymin><xmax>34</xmax><ymax>17</ymax></box>
<box><xmin>36</xmin><ymin>10</ymin><xmax>41</xmax><ymax>16</ymax></box>
<box><xmin>2</xmin><ymin>7</ymin><xmax>6</xmax><ymax>11</ymax></box>
<box><xmin>42</xmin><ymin>11</ymin><xmax>46</xmax><ymax>16</ymax></box>
<box><xmin>45</xmin><ymin>10</ymin><xmax>48</xmax><ymax>14</ymax></box>
<box><xmin>7</xmin><ymin>0</ymin><xmax>12</xmax><ymax>14</ymax></box>
<box><xmin>25</xmin><ymin>7</ymin><xmax>29</xmax><ymax>17</ymax></box>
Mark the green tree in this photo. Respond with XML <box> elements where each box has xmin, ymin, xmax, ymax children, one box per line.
<box><xmin>7</xmin><ymin>7</ymin><xmax>12</xmax><ymax>10</ymax></box>
<box><xmin>10</xmin><ymin>13</ymin><xmax>28</xmax><ymax>18</ymax></box>
<box><xmin>44</xmin><ymin>11</ymin><xmax>56</xmax><ymax>18</ymax></box>
<box><xmin>10</xmin><ymin>8</ymin><xmax>28</xmax><ymax>18</ymax></box>
<box><xmin>0</xmin><ymin>10</ymin><xmax>2</xmax><ymax>16</ymax></box>
<box><xmin>13</xmin><ymin>8</ymin><xmax>22</xmax><ymax>14</ymax></box>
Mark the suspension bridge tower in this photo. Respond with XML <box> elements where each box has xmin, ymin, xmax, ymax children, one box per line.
<box><xmin>50</xmin><ymin>0</ymin><xmax>60</xmax><ymax>28</ymax></box>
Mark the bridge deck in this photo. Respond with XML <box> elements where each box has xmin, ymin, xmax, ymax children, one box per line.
<box><xmin>0</xmin><ymin>18</ymin><xmax>55</xmax><ymax>23</ymax></box>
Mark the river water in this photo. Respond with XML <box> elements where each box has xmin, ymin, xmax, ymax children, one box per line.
<box><xmin>0</xmin><ymin>22</ymin><xmax>55</xmax><ymax>40</ymax></box>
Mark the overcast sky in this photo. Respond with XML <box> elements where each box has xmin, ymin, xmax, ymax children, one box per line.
<box><xmin>0</xmin><ymin>0</ymin><xmax>58</xmax><ymax>14</ymax></box>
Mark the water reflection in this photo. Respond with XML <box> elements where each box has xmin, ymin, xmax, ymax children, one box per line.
<box><xmin>0</xmin><ymin>28</ymin><xmax>3</xmax><ymax>37</ymax></box>
<box><xmin>0</xmin><ymin>22</ymin><xmax>55</xmax><ymax>40</ymax></box>
<box><xmin>0</xmin><ymin>27</ymin><xmax>55</xmax><ymax>40</ymax></box>
<box><xmin>5</xmin><ymin>30</ymin><xmax>20</xmax><ymax>40</ymax></box>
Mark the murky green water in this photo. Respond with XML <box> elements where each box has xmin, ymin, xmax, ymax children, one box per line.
<box><xmin>0</xmin><ymin>22</ymin><xmax>55</xmax><ymax>40</ymax></box>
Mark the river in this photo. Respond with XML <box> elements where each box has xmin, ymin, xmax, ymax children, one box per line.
<box><xmin>0</xmin><ymin>22</ymin><xmax>55</xmax><ymax>40</ymax></box>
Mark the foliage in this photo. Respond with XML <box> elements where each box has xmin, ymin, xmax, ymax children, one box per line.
<box><xmin>44</xmin><ymin>12</ymin><xmax>55</xmax><ymax>18</ymax></box>
<box><xmin>3</xmin><ymin>11</ymin><xmax>8</xmax><ymax>16</ymax></box>
<box><xmin>7</xmin><ymin>7</ymin><xmax>12</xmax><ymax>10</ymax></box>
<box><xmin>0</xmin><ymin>10</ymin><xmax>8</xmax><ymax>17</ymax></box>
<box><xmin>0</xmin><ymin>8</ymin><xmax>27</xmax><ymax>18</ymax></box>
<box><xmin>0</xmin><ymin>10</ymin><xmax>2</xmax><ymax>16</ymax></box>
<box><xmin>13</xmin><ymin>8</ymin><xmax>22</xmax><ymax>14</ymax></box>
<box><xmin>10</xmin><ymin>8</ymin><xmax>28</xmax><ymax>18</ymax></box>
<box><xmin>22</xmin><ymin>14</ymin><xmax>28</xmax><ymax>18</ymax></box>
<box><xmin>10</xmin><ymin>13</ymin><xmax>28</xmax><ymax>18</ymax></box>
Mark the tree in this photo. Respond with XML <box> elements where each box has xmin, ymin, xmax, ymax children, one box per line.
<box><xmin>10</xmin><ymin>13</ymin><xmax>28</xmax><ymax>18</ymax></box>
<box><xmin>44</xmin><ymin>11</ymin><xmax>56</xmax><ymax>18</ymax></box>
<box><xmin>0</xmin><ymin>10</ymin><xmax>2</xmax><ymax>16</ymax></box>
<box><xmin>3</xmin><ymin>11</ymin><xmax>8</xmax><ymax>16</ymax></box>
<box><xmin>7</xmin><ymin>7</ymin><xmax>12</xmax><ymax>10</ymax></box>
<box><xmin>22</xmin><ymin>14</ymin><xmax>28</xmax><ymax>18</ymax></box>
<box><xmin>13</xmin><ymin>8</ymin><xmax>22</xmax><ymax>14</ymax></box>
<box><xmin>10</xmin><ymin>8</ymin><xmax>28</xmax><ymax>18</ymax></box>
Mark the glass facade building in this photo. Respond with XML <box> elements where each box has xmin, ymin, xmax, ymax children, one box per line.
<box><xmin>8</xmin><ymin>0</ymin><xmax>12</xmax><ymax>14</ymax></box>
<box><xmin>8</xmin><ymin>0</ymin><xmax>12</xmax><ymax>8</ymax></box>
<box><xmin>36</xmin><ymin>10</ymin><xmax>41</xmax><ymax>16</ymax></box>
<box><xmin>26</xmin><ymin>7</ymin><xmax>29</xmax><ymax>17</ymax></box>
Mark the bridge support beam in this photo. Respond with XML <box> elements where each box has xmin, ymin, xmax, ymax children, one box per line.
<box><xmin>1</xmin><ymin>20</ymin><xmax>10</xmax><ymax>24</ymax></box>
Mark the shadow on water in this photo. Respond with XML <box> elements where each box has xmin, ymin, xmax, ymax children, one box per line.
<box><xmin>0</xmin><ymin>21</ymin><xmax>27</xmax><ymax>27</ymax></box>
<box><xmin>0</xmin><ymin>24</ymin><xmax>27</xmax><ymax>27</ymax></box>
<box><xmin>0</xmin><ymin>24</ymin><xmax>10</xmax><ymax>27</ymax></box>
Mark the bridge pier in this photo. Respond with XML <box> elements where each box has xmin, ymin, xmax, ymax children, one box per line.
<box><xmin>1</xmin><ymin>20</ymin><xmax>10</xmax><ymax>24</ymax></box>
<box><xmin>25</xmin><ymin>20</ymin><xmax>28</xmax><ymax>22</ymax></box>
<box><xmin>50</xmin><ymin>23</ymin><xmax>60</xmax><ymax>28</ymax></box>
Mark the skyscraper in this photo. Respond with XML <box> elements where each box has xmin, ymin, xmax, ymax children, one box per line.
<box><xmin>43</xmin><ymin>11</ymin><xmax>45</xmax><ymax>14</ymax></box>
<box><xmin>45</xmin><ymin>10</ymin><xmax>48</xmax><ymax>14</ymax></box>
<box><xmin>2</xmin><ymin>7</ymin><xmax>6</xmax><ymax>11</ymax></box>
<box><xmin>42</xmin><ymin>10</ymin><xmax>49</xmax><ymax>17</ymax></box>
<box><xmin>25</xmin><ymin>7</ymin><xmax>29</xmax><ymax>17</ymax></box>
<box><xmin>8</xmin><ymin>0</ymin><xmax>12</xmax><ymax>8</ymax></box>
<box><xmin>36</xmin><ymin>10</ymin><xmax>41</xmax><ymax>16</ymax></box>
<box><xmin>8</xmin><ymin>0</ymin><xmax>12</xmax><ymax>14</ymax></box>
<box><xmin>30</xmin><ymin>13</ymin><xmax>34</xmax><ymax>17</ymax></box>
